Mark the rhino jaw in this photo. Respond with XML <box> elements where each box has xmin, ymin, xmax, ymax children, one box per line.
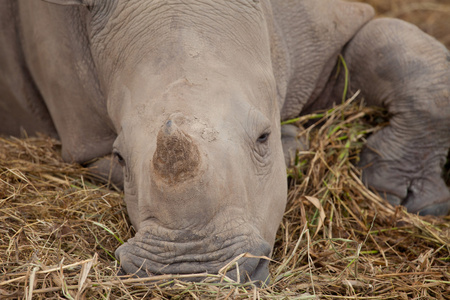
<box><xmin>152</xmin><ymin>119</ymin><xmax>201</xmax><ymax>185</ymax></box>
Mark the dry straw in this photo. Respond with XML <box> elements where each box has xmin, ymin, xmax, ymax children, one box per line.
<box><xmin>1</xmin><ymin>91</ymin><xmax>449</xmax><ymax>299</ymax></box>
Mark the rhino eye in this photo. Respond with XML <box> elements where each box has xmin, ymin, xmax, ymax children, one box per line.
<box><xmin>257</xmin><ymin>132</ymin><xmax>270</xmax><ymax>144</ymax></box>
<box><xmin>113</xmin><ymin>149</ymin><xmax>126</xmax><ymax>167</ymax></box>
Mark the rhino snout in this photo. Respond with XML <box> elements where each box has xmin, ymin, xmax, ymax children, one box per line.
<box><xmin>114</xmin><ymin>230</ymin><xmax>272</xmax><ymax>284</ymax></box>
<box><xmin>152</xmin><ymin>119</ymin><xmax>202</xmax><ymax>185</ymax></box>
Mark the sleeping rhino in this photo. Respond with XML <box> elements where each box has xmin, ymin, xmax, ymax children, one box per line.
<box><xmin>1</xmin><ymin>0</ymin><xmax>449</xmax><ymax>283</ymax></box>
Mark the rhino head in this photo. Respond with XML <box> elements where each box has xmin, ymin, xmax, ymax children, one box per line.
<box><xmin>46</xmin><ymin>0</ymin><xmax>287</xmax><ymax>282</ymax></box>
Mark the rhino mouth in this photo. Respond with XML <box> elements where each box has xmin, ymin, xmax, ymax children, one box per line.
<box><xmin>115</xmin><ymin>224</ymin><xmax>272</xmax><ymax>283</ymax></box>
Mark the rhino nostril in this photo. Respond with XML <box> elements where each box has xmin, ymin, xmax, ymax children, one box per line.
<box><xmin>248</xmin><ymin>258</ymin><xmax>270</xmax><ymax>286</ymax></box>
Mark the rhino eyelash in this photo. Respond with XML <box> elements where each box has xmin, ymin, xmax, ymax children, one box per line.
<box><xmin>113</xmin><ymin>149</ymin><xmax>126</xmax><ymax>166</ymax></box>
<box><xmin>257</xmin><ymin>132</ymin><xmax>270</xmax><ymax>144</ymax></box>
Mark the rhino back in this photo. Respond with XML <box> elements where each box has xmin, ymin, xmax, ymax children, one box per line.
<box><xmin>271</xmin><ymin>0</ymin><xmax>375</xmax><ymax>120</ymax></box>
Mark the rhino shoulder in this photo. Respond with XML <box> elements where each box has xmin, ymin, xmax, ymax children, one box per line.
<box><xmin>270</xmin><ymin>0</ymin><xmax>375</xmax><ymax>120</ymax></box>
<box><xmin>307</xmin><ymin>0</ymin><xmax>375</xmax><ymax>45</ymax></box>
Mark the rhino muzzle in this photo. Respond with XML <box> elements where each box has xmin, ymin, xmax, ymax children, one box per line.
<box><xmin>152</xmin><ymin>119</ymin><xmax>201</xmax><ymax>185</ymax></box>
<box><xmin>114</xmin><ymin>226</ymin><xmax>272</xmax><ymax>284</ymax></box>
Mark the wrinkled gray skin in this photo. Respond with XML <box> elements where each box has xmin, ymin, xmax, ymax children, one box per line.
<box><xmin>1</xmin><ymin>0</ymin><xmax>449</xmax><ymax>283</ymax></box>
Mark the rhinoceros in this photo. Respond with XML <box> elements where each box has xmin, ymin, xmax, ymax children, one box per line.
<box><xmin>1</xmin><ymin>0</ymin><xmax>449</xmax><ymax>283</ymax></box>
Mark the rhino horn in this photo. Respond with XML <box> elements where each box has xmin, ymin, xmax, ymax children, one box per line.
<box><xmin>152</xmin><ymin>119</ymin><xmax>201</xmax><ymax>184</ymax></box>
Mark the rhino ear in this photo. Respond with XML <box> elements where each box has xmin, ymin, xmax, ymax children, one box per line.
<box><xmin>42</xmin><ymin>0</ymin><xmax>91</xmax><ymax>6</ymax></box>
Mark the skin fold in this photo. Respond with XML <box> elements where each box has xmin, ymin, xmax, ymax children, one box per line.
<box><xmin>0</xmin><ymin>0</ymin><xmax>449</xmax><ymax>283</ymax></box>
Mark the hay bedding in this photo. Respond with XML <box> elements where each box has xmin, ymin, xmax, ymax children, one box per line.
<box><xmin>1</xmin><ymin>2</ymin><xmax>450</xmax><ymax>299</ymax></box>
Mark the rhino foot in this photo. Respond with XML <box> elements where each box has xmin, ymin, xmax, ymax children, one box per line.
<box><xmin>359</xmin><ymin>131</ymin><xmax>450</xmax><ymax>216</ymax></box>
<box><xmin>380</xmin><ymin>190</ymin><xmax>450</xmax><ymax>217</ymax></box>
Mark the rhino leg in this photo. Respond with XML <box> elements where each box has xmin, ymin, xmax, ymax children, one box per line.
<box><xmin>281</xmin><ymin>124</ymin><xmax>309</xmax><ymax>168</ymax></box>
<box><xmin>342</xmin><ymin>18</ymin><xmax>450</xmax><ymax>215</ymax></box>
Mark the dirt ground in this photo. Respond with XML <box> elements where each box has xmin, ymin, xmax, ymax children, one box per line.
<box><xmin>353</xmin><ymin>0</ymin><xmax>450</xmax><ymax>49</ymax></box>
